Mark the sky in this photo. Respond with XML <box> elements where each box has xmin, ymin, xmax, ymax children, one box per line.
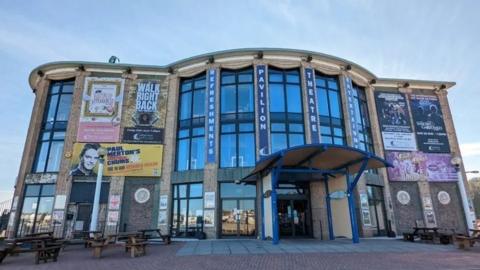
<box><xmin>0</xmin><ymin>0</ymin><xmax>479</xmax><ymax>202</ymax></box>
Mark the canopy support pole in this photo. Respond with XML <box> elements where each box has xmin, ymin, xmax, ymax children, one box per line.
<box><xmin>346</xmin><ymin>158</ymin><xmax>369</xmax><ymax>244</ymax></box>
<box><xmin>324</xmin><ymin>175</ymin><xmax>335</xmax><ymax>240</ymax></box>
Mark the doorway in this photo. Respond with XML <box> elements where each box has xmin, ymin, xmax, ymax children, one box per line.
<box><xmin>367</xmin><ymin>185</ymin><xmax>388</xmax><ymax>236</ymax></box>
<box><xmin>276</xmin><ymin>183</ymin><xmax>312</xmax><ymax>238</ymax></box>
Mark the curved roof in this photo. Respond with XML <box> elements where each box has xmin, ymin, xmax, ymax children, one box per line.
<box><xmin>241</xmin><ymin>143</ymin><xmax>392</xmax><ymax>182</ymax></box>
<box><xmin>27</xmin><ymin>48</ymin><xmax>455</xmax><ymax>91</ymax></box>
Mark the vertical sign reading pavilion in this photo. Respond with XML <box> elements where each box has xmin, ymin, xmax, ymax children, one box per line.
<box><xmin>256</xmin><ymin>65</ymin><xmax>269</xmax><ymax>157</ymax></box>
<box><xmin>305</xmin><ymin>68</ymin><xmax>320</xmax><ymax>144</ymax></box>
<box><xmin>206</xmin><ymin>69</ymin><xmax>217</xmax><ymax>163</ymax></box>
<box><xmin>344</xmin><ymin>76</ymin><xmax>362</xmax><ymax>149</ymax></box>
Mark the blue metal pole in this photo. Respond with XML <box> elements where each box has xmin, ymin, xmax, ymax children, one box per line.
<box><xmin>346</xmin><ymin>173</ymin><xmax>359</xmax><ymax>244</ymax></box>
<box><xmin>323</xmin><ymin>176</ymin><xmax>335</xmax><ymax>240</ymax></box>
<box><xmin>271</xmin><ymin>167</ymin><xmax>279</xmax><ymax>245</ymax></box>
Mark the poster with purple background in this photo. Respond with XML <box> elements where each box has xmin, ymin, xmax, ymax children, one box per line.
<box><xmin>386</xmin><ymin>151</ymin><xmax>458</xmax><ymax>182</ymax></box>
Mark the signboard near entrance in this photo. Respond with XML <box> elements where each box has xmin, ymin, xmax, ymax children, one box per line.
<box><xmin>304</xmin><ymin>67</ymin><xmax>320</xmax><ymax>143</ymax></box>
<box><xmin>206</xmin><ymin>69</ymin><xmax>217</xmax><ymax>163</ymax></box>
<box><xmin>330</xmin><ymin>190</ymin><xmax>346</xmax><ymax>200</ymax></box>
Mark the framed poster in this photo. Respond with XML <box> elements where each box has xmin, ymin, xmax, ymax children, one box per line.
<box><xmin>70</xmin><ymin>143</ymin><xmax>163</xmax><ymax>177</ymax></box>
<box><xmin>410</xmin><ymin>94</ymin><xmax>450</xmax><ymax>153</ymax></box>
<box><xmin>204</xmin><ymin>209</ymin><xmax>214</xmax><ymax>227</ymax></box>
<box><xmin>375</xmin><ymin>91</ymin><xmax>417</xmax><ymax>151</ymax></box>
<box><xmin>204</xmin><ymin>192</ymin><xmax>215</xmax><ymax>209</ymax></box>
<box><xmin>159</xmin><ymin>195</ymin><xmax>168</xmax><ymax>210</ymax></box>
<box><xmin>158</xmin><ymin>210</ymin><xmax>167</xmax><ymax>225</ymax></box>
<box><xmin>77</xmin><ymin>77</ymin><xmax>124</xmax><ymax>142</ymax></box>
<box><xmin>123</xmin><ymin>80</ymin><xmax>167</xmax><ymax>144</ymax></box>
<box><xmin>53</xmin><ymin>210</ymin><xmax>64</xmax><ymax>225</ymax></box>
<box><xmin>107</xmin><ymin>211</ymin><xmax>119</xmax><ymax>226</ymax></box>
<box><xmin>109</xmin><ymin>195</ymin><xmax>121</xmax><ymax>210</ymax></box>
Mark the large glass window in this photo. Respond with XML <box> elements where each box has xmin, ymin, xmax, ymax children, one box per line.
<box><xmin>220</xmin><ymin>68</ymin><xmax>255</xmax><ymax>168</ymax></box>
<box><xmin>352</xmin><ymin>84</ymin><xmax>374</xmax><ymax>152</ymax></box>
<box><xmin>33</xmin><ymin>81</ymin><xmax>74</xmax><ymax>173</ymax></box>
<box><xmin>269</xmin><ymin>68</ymin><xmax>304</xmax><ymax>153</ymax></box>
<box><xmin>220</xmin><ymin>183</ymin><xmax>256</xmax><ymax>237</ymax></box>
<box><xmin>171</xmin><ymin>183</ymin><xmax>203</xmax><ymax>238</ymax></box>
<box><xmin>177</xmin><ymin>74</ymin><xmax>206</xmax><ymax>171</ymax></box>
<box><xmin>18</xmin><ymin>184</ymin><xmax>55</xmax><ymax>236</ymax></box>
<box><xmin>315</xmin><ymin>73</ymin><xmax>346</xmax><ymax>145</ymax></box>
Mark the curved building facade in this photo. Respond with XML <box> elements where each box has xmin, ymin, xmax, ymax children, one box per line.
<box><xmin>7</xmin><ymin>48</ymin><xmax>473</xmax><ymax>241</ymax></box>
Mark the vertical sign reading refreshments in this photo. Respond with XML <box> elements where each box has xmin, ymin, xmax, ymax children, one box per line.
<box><xmin>305</xmin><ymin>68</ymin><xmax>320</xmax><ymax>144</ymax></box>
<box><xmin>256</xmin><ymin>65</ymin><xmax>269</xmax><ymax>157</ymax></box>
<box><xmin>344</xmin><ymin>76</ymin><xmax>362</xmax><ymax>149</ymax></box>
<box><xmin>206</xmin><ymin>69</ymin><xmax>217</xmax><ymax>163</ymax></box>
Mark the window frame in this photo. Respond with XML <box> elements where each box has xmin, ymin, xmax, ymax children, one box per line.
<box><xmin>176</xmin><ymin>74</ymin><xmax>207</xmax><ymax>171</ymax></box>
<box><xmin>219</xmin><ymin>68</ymin><xmax>256</xmax><ymax>168</ymax></box>
<box><xmin>315</xmin><ymin>72</ymin><xmax>346</xmax><ymax>145</ymax></box>
<box><xmin>32</xmin><ymin>80</ymin><xmax>74</xmax><ymax>173</ymax></box>
<box><xmin>18</xmin><ymin>184</ymin><xmax>56</xmax><ymax>236</ymax></box>
<box><xmin>352</xmin><ymin>84</ymin><xmax>374</xmax><ymax>153</ymax></box>
<box><xmin>268</xmin><ymin>67</ymin><xmax>305</xmax><ymax>152</ymax></box>
<box><xmin>171</xmin><ymin>182</ymin><xmax>204</xmax><ymax>238</ymax></box>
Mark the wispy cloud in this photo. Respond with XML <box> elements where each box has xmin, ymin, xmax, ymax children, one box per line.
<box><xmin>460</xmin><ymin>143</ymin><xmax>480</xmax><ymax>157</ymax></box>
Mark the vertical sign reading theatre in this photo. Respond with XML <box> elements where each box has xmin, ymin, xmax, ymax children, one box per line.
<box><xmin>77</xmin><ymin>77</ymin><xmax>124</xmax><ymax>142</ymax></box>
<box><xmin>344</xmin><ymin>76</ymin><xmax>362</xmax><ymax>149</ymax></box>
<box><xmin>256</xmin><ymin>65</ymin><xmax>269</xmax><ymax>157</ymax></box>
<box><xmin>305</xmin><ymin>68</ymin><xmax>319</xmax><ymax>144</ymax></box>
<box><xmin>123</xmin><ymin>80</ymin><xmax>166</xmax><ymax>144</ymax></box>
<box><xmin>206</xmin><ymin>69</ymin><xmax>217</xmax><ymax>163</ymax></box>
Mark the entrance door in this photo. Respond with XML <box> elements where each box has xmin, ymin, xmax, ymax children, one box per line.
<box><xmin>278</xmin><ymin>199</ymin><xmax>310</xmax><ymax>237</ymax></box>
<box><xmin>76</xmin><ymin>204</ymin><xmax>92</xmax><ymax>232</ymax></box>
<box><xmin>221</xmin><ymin>199</ymin><xmax>256</xmax><ymax>237</ymax></box>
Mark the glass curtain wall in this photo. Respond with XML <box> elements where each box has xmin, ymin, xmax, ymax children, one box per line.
<box><xmin>33</xmin><ymin>80</ymin><xmax>74</xmax><ymax>173</ymax></box>
<box><xmin>220</xmin><ymin>183</ymin><xmax>256</xmax><ymax>237</ymax></box>
<box><xmin>220</xmin><ymin>68</ymin><xmax>255</xmax><ymax>168</ymax></box>
<box><xmin>315</xmin><ymin>73</ymin><xmax>346</xmax><ymax>145</ymax></box>
<box><xmin>171</xmin><ymin>183</ymin><xmax>203</xmax><ymax>237</ymax></box>
<box><xmin>177</xmin><ymin>74</ymin><xmax>206</xmax><ymax>171</ymax></box>
<box><xmin>269</xmin><ymin>68</ymin><xmax>305</xmax><ymax>153</ymax></box>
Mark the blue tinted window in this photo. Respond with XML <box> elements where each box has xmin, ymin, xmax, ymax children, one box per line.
<box><xmin>239</xmin><ymin>123</ymin><xmax>254</xmax><ymax>132</ymax></box>
<box><xmin>190</xmin><ymin>137</ymin><xmax>204</xmax><ymax>170</ymax></box>
<box><xmin>177</xmin><ymin>139</ymin><xmax>190</xmax><ymax>171</ymax></box>
<box><xmin>289</xmin><ymin>134</ymin><xmax>304</xmax><ymax>147</ymax></box>
<box><xmin>239</xmin><ymin>133</ymin><xmax>255</xmax><ymax>167</ymax></box>
<box><xmin>221</xmin><ymin>183</ymin><xmax>256</xmax><ymax>198</ymax></box>
<box><xmin>269</xmin><ymin>84</ymin><xmax>285</xmax><ymax>112</ymax></box>
<box><xmin>317</xmin><ymin>88</ymin><xmax>329</xmax><ymax>116</ymax></box>
<box><xmin>271</xmin><ymin>133</ymin><xmax>287</xmax><ymax>153</ymax></box>
<box><xmin>190</xmin><ymin>183</ymin><xmax>203</xmax><ymax>197</ymax></box>
<box><xmin>221</xmin><ymin>134</ymin><xmax>236</xmax><ymax>167</ymax></box>
<box><xmin>238</xmin><ymin>84</ymin><xmax>253</xmax><ymax>113</ymax></box>
<box><xmin>221</xmin><ymin>85</ymin><xmax>236</xmax><ymax>113</ymax></box>
<box><xmin>269</xmin><ymin>72</ymin><xmax>283</xmax><ymax>83</ymax></box>
<box><xmin>192</xmin><ymin>89</ymin><xmax>205</xmax><ymax>118</ymax></box>
<box><xmin>329</xmin><ymin>90</ymin><xmax>341</xmax><ymax>118</ymax></box>
<box><xmin>271</xmin><ymin>123</ymin><xmax>286</xmax><ymax>132</ymax></box>
<box><xmin>286</xmin><ymin>85</ymin><xmax>302</xmax><ymax>113</ymax></box>
<box><xmin>180</xmin><ymin>92</ymin><xmax>192</xmax><ymax>120</ymax></box>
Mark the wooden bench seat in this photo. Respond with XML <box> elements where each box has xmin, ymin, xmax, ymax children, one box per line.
<box><xmin>454</xmin><ymin>235</ymin><xmax>477</xmax><ymax>249</ymax></box>
<box><xmin>125</xmin><ymin>242</ymin><xmax>147</xmax><ymax>258</ymax></box>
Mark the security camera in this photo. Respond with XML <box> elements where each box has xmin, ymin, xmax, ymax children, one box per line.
<box><xmin>450</xmin><ymin>156</ymin><xmax>462</xmax><ymax>169</ymax></box>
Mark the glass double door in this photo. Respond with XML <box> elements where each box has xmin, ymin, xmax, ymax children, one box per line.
<box><xmin>278</xmin><ymin>199</ymin><xmax>310</xmax><ymax>237</ymax></box>
<box><xmin>221</xmin><ymin>199</ymin><xmax>256</xmax><ymax>237</ymax></box>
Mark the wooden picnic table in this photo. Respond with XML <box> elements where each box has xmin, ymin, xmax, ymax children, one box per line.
<box><xmin>1</xmin><ymin>235</ymin><xmax>63</xmax><ymax>264</ymax></box>
<box><xmin>72</xmin><ymin>230</ymin><xmax>103</xmax><ymax>248</ymax></box>
<box><xmin>138</xmin><ymin>229</ymin><xmax>171</xmax><ymax>244</ymax></box>
<box><xmin>25</xmin><ymin>231</ymin><xmax>54</xmax><ymax>237</ymax></box>
<box><xmin>88</xmin><ymin>234</ymin><xmax>117</xmax><ymax>258</ymax></box>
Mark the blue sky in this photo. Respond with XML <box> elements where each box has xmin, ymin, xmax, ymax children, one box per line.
<box><xmin>0</xmin><ymin>0</ymin><xmax>479</xmax><ymax>201</ymax></box>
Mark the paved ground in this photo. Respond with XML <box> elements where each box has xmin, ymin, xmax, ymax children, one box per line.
<box><xmin>1</xmin><ymin>239</ymin><xmax>480</xmax><ymax>270</ymax></box>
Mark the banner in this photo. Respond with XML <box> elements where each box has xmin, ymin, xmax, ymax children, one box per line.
<box><xmin>344</xmin><ymin>76</ymin><xmax>362</xmax><ymax>149</ymax></box>
<box><xmin>70</xmin><ymin>143</ymin><xmax>163</xmax><ymax>177</ymax></box>
<box><xmin>256</xmin><ymin>65</ymin><xmax>269</xmax><ymax>157</ymax></box>
<box><xmin>206</xmin><ymin>69</ymin><xmax>216</xmax><ymax>163</ymax></box>
<box><xmin>410</xmin><ymin>94</ymin><xmax>450</xmax><ymax>153</ymax></box>
<box><xmin>305</xmin><ymin>68</ymin><xmax>320</xmax><ymax>144</ymax></box>
<box><xmin>386</xmin><ymin>151</ymin><xmax>458</xmax><ymax>181</ymax></box>
<box><xmin>77</xmin><ymin>77</ymin><xmax>124</xmax><ymax>142</ymax></box>
<box><xmin>123</xmin><ymin>80</ymin><xmax>167</xmax><ymax>144</ymax></box>
<box><xmin>374</xmin><ymin>91</ymin><xmax>417</xmax><ymax>151</ymax></box>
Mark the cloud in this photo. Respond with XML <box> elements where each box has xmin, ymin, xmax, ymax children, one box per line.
<box><xmin>460</xmin><ymin>143</ymin><xmax>480</xmax><ymax>157</ymax></box>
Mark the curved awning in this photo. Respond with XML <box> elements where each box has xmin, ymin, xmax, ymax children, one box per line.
<box><xmin>241</xmin><ymin>143</ymin><xmax>392</xmax><ymax>182</ymax></box>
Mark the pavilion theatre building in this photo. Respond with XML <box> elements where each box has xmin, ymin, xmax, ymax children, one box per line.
<box><xmin>7</xmin><ymin>49</ymin><xmax>475</xmax><ymax>243</ymax></box>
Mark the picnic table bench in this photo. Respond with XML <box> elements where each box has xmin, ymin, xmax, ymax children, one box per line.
<box><xmin>403</xmin><ymin>227</ymin><xmax>453</xmax><ymax>244</ymax></box>
<box><xmin>88</xmin><ymin>234</ymin><xmax>116</xmax><ymax>258</ymax></box>
<box><xmin>453</xmin><ymin>229</ymin><xmax>480</xmax><ymax>249</ymax></box>
<box><xmin>72</xmin><ymin>230</ymin><xmax>103</xmax><ymax>248</ymax></box>
<box><xmin>125</xmin><ymin>234</ymin><xmax>147</xmax><ymax>258</ymax></box>
<box><xmin>1</xmin><ymin>235</ymin><xmax>63</xmax><ymax>264</ymax></box>
<box><xmin>138</xmin><ymin>229</ymin><xmax>171</xmax><ymax>244</ymax></box>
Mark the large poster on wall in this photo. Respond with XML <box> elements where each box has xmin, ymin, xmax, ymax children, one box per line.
<box><xmin>386</xmin><ymin>151</ymin><xmax>458</xmax><ymax>182</ymax></box>
<box><xmin>70</xmin><ymin>143</ymin><xmax>163</xmax><ymax>177</ymax></box>
<box><xmin>122</xmin><ymin>80</ymin><xmax>167</xmax><ymax>144</ymax></box>
<box><xmin>410</xmin><ymin>94</ymin><xmax>450</xmax><ymax>153</ymax></box>
<box><xmin>77</xmin><ymin>77</ymin><xmax>124</xmax><ymax>142</ymax></box>
<box><xmin>374</xmin><ymin>91</ymin><xmax>417</xmax><ymax>151</ymax></box>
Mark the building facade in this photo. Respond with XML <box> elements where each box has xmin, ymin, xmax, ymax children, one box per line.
<box><xmin>7</xmin><ymin>48</ymin><xmax>474</xmax><ymax>241</ymax></box>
